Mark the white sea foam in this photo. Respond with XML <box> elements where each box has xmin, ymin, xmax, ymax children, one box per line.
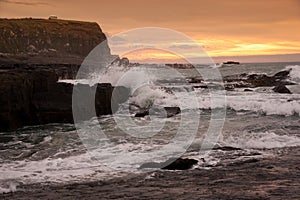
<box><xmin>285</xmin><ymin>65</ymin><xmax>300</xmax><ymax>83</ymax></box>
<box><xmin>130</xmin><ymin>86</ymin><xmax>178</xmax><ymax>108</ymax></box>
<box><xmin>0</xmin><ymin>135</ymin><xmax>172</xmax><ymax>185</ymax></box>
<box><xmin>223</xmin><ymin>131</ymin><xmax>300</xmax><ymax>149</ymax></box>
<box><xmin>128</xmin><ymin>89</ymin><xmax>300</xmax><ymax>116</ymax></box>
<box><xmin>59</xmin><ymin>64</ymin><xmax>300</xmax><ymax>116</ymax></box>
<box><xmin>0</xmin><ymin>182</ymin><xmax>18</xmax><ymax>194</ymax></box>
<box><xmin>192</xmin><ymin>90</ymin><xmax>300</xmax><ymax>116</ymax></box>
<box><xmin>226</xmin><ymin>94</ymin><xmax>300</xmax><ymax>116</ymax></box>
<box><xmin>59</xmin><ymin>65</ymin><xmax>156</xmax><ymax>88</ymax></box>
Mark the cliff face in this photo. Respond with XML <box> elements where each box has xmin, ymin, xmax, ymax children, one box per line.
<box><xmin>0</xmin><ymin>68</ymin><xmax>129</xmax><ymax>131</ymax></box>
<box><xmin>0</xmin><ymin>18</ymin><xmax>110</xmax><ymax>64</ymax></box>
<box><xmin>0</xmin><ymin>18</ymin><xmax>129</xmax><ymax>132</ymax></box>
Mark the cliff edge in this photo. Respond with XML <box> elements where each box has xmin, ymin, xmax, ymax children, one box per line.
<box><xmin>0</xmin><ymin>18</ymin><xmax>110</xmax><ymax>64</ymax></box>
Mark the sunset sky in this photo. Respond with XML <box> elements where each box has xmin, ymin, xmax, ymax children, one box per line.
<box><xmin>1</xmin><ymin>0</ymin><xmax>300</xmax><ymax>63</ymax></box>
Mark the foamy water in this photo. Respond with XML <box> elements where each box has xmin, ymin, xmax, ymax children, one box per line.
<box><xmin>1</xmin><ymin>62</ymin><xmax>300</xmax><ymax>192</ymax></box>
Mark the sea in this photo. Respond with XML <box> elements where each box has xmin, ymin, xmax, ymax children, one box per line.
<box><xmin>0</xmin><ymin>62</ymin><xmax>300</xmax><ymax>193</ymax></box>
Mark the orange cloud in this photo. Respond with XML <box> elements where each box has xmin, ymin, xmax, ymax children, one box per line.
<box><xmin>1</xmin><ymin>0</ymin><xmax>300</xmax><ymax>62</ymax></box>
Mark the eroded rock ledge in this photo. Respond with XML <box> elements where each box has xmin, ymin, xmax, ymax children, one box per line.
<box><xmin>0</xmin><ymin>67</ymin><xmax>129</xmax><ymax>132</ymax></box>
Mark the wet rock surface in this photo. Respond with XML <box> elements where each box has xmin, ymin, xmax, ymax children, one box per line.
<box><xmin>273</xmin><ymin>85</ymin><xmax>292</xmax><ymax>94</ymax></box>
<box><xmin>0</xmin><ymin>17</ymin><xmax>131</xmax><ymax>131</ymax></box>
<box><xmin>1</xmin><ymin>147</ymin><xmax>299</xmax><ymax>199</ymax></box>
<box><xmin>140</xmin><ymin>158</ymin><xmax>198</xmax><ymax>170</ymax></box>
<box><xmin>224</xmin><ymin>70</ymin><xmax>294</xmax><ymax>88</ymax></box>
<box><xmin>134</xmin><ymin>107</ymin><xmax>181</xmax><ymax>118</ymax></box>
<box><xmin>0</xmin><ymin>68</ymin><xmax>129</xmax><ymax>131</ymax></box>
<box><xmin>185</xmin><ymin>69</ymin><xmax>295</xmax><ymax>90</ymax></box>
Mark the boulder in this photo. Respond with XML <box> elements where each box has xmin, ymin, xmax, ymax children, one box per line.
<box><xmin>134</xmin><ymin>110</ymin><xmax>149</xmax><ymax>118</ymax></box>
<box><xmin>162</xmin><ymin>158</ymin><xmax>198</xmax><ymax>170</ymax></box>
<box><xmin>244</xmin><ymin>89</ymin><xmax>253</xmax><ymax>92</ymax></box>
<box><xmin>134</xmin><ymin>106</ymin><xmax>181</xmax><ymax>118</ymax></box>
<box><xmin>140</xmin><ymin>158</ymin><xmax>198</xmax><ymax>170</ymax></box>
<box><xmin>272</xmin><ymin>85</ymin><xmax>292</xmax><ymax>94</ymax></box>
<box><xmin>273</xmin><ymin>70</ymin><xmax>290</xmax><ymax>79</ymax></box>
<box><xmin>164</xmin><ymin>107</ymin><xmax>181</xmax><ymax>117</ymax></box>
<box><xmin>119</xmin><ymin>57</ymin><xmax>130</xmax><ymax>66</ymax></box>
<box><xmin>213</xmin><ymin>146</ymin><xmax>242</xmax><ymax>151</ymax></box>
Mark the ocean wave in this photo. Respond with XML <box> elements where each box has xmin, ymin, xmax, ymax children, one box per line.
<box><xmin>285</xmin><ymin>65</ymin><xmax>300</xmax><ymax>83</ymax></box>
<box><xmin>226</xmin><ymin>95</ymin><xmax>300</xmax><ymax>116</ymax></box>
<box><xmin>223</xmin><ymin>131</ymin><xmax>300</xmax><ymax>149</ymax></box>
<box><xmin>0</xmin><ymin>182</ymin><xmax>18</xmax><ymax>194</ymax></box>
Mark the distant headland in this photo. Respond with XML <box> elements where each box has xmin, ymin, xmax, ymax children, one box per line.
<box><xmin>0</xmin><ymin>18</ymin><xmax>110</xmax><ymax>64</ymax></box>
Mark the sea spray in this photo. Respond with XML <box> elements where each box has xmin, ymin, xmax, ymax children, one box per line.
<box><xmin>285</xmin><ymin>65</ymin><xmax>300</xmax><ymax>83</ymax></box>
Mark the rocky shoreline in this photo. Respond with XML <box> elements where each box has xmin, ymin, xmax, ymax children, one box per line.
<box><xmin>0</xmin><ymin>62</ymin><xmax>294</xmax><ymax>131</ymax></box>
<box><xmin>1</xmin><ymin>146</ymin><xmax>299</xmax><ymax>199</ymax></box>
<box><xmin>0</xmin><ymin>18</ymin><xmax>130</xmax><ymax>132</ymax></box>
<box><xmin>0</xmin><ymin>65</ymin><xmax>129</xmax><ymax>132</ymax></box>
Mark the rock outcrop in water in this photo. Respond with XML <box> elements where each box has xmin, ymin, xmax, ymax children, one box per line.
<box><xmin>185</xmin><ymin>69</ymin><xmax>295</xmax><ymax>90</ymax></box>
<box><xmin>272</xmin><ymin>85</ymin><xmax>292</xmax><ymax>94</ymax></box>
<box><xmin>134</xmin><ymin>106</ymin><xmax>181</xmax><ymax>118</ymax></box>
<box><xmin>139</xmin><ymin>158</ymin><xmax>198</xmax><ymax>170</ymax></box>
<box><xmin>0</xmin><ymin>68</ymin><xmax>129</xmax><ymax>131</ymax></box>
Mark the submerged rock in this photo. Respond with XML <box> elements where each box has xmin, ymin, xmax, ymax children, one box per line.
<box><xmin>272</xmin><ymin>85</ymin><xmax>292</xmax><ymax>94</ymax></box>
<box><xmin>223</xmin><ymin>61</ymin><xmax>240</xmax><ymax>65</ymax></box>
<box><xmin>134</xmin><ymin>110</ymin><xmax>149</xmax><ymax>117</ymax></box>
<box><xmin>134</xmin><ymin>106</ymin><xmax>181</xmax><ymax>118</ymax></box>
<box><xmin>161</xmin><ymin>107</ymin><xmax>181</xmax><ymax>118</ymax></box>
<box><xmin>162</xmin><ymin>158</ymin><xmax>198</xmax><ymax>170</ymax></box>
<box><xmin>273</xmin><ymin>70</ymin><xmax>290</xmax><ymax>79</ymax></box>
<box><xmin>244</xmin><ymin>88</ymin><xmax>253</xmax><ymax>92</ymax></box>
<box><xmin>223</xmin><ymin>69</ymin><xmax>294</xmax><ymax>89</ymax></box>
<box><xmin>140</xmin><ymin>158</ymin><xmax>198</xmax><ymax>170</ymax></box>
<box><xmin>213</xmin><ymin>146</ymin><xmax>242</xmax><ymax>151</ymax></box>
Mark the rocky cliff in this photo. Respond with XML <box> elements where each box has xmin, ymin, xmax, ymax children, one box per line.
<box><xmin>0</xmin><ymin>67</ymin><xmax>129</xmax><ymax>131</ymax></box>
<box><xmin>0</xmin><ymin>18</ymin><xmax>110</xmax><ymax>64</ymax></box>
<box><xmin>0</xmin><ymin>18</ymin><xmax>129</xmax><ymax>131</ymax></box>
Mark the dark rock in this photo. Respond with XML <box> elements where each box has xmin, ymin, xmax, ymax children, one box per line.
<box><xmin>0</xmin><ymin>69</ymin><xmax>130</xmax><ymax>131</ymax></box>
<box><xmin>134</xmin><ymin>107</ymin><xmax>181</xmax><ymax>118</ymax></box>
<box><xmin>193</xmin><ymin>85</ymin><xmax>208</xmax><ymax>89</ymax></box>
<box><xmin>244</xmin><ymin>89</ymin><xmax>253</xmax><ymax>92</ymax></box>
<box><xmin>213</xmin><ymin>146</ymin><xmax>242</xmax><ymax>151</ymax></box>
<box><xmin>119</xmin><ymin>57</ymin><xmax>129</xmax><ymax>66</ymax></box>
<box><xmin>223</xmin><ymin>61</ymin><xmax>240</xmax><ymax>65</ymax></box>
<box><xmin>165</xmin><ymin>63</ymin><xmax>195</xmax><ymax>69</ymax></box>
<box><xmin>162</xmin><ymin>158</ymin><xmax>198</xmax><ymax>170</ymax></box>
<box><xmin>0</xmin><ymin>18</ymin><xmax>132</xmax><ymax>131</ymax></box>
<box><xmin>164</xmin><ymin>107</ymin><xmax>181</xmax><ymax>117</ymax></box>
<box><xmin>225</xmin><ymin>84</ymin><xmax>235</xmax><ymax>91</ymax></box>
<box><xmin>134</xmin><ymin>110</ymin><xmax>149</xmax><ymax>117</ymax></box>
<box><xmin>139</xmin><ymin>158</ymin><xmax>198</xmax><ymax>170</ymax></box>
<box><xmin>273</xmin><ymin>70</ymin><xmax>290</xmax><ymax>79</ymax></box>
<box><xmin>224</xmin><ymin>70</ymin><xmax>294</xmax><ymax>88</ymax></box>
<box><xmin>187</xmin><ymin>77</ymin><xmax>202</xmax><ymax>83</ymax></box>
<box><xmin>272</xmin><ymin>85</ymin><xmax>292</xmax><ymax>94</ymax></box>
<box><xmin>0</xmin><ymin>18</ymin><xmax>110</xmax><ymax>65</ymax></box>
<box><xmin>111</xmin><ymin>57</ymin><xmax>130</xmax><ymax>66</ymax></box>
